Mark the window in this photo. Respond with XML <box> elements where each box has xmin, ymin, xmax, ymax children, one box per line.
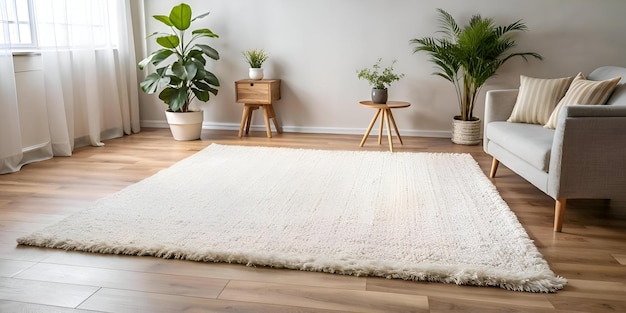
<box><xmin>1</xmin><ymin>0</ymin><xmax>119</xmax><ymax>50</ymax></box>
<box><xmin>0</xmin><ymin>0</ymin><xmax>37</xmax><ymax>48</ymax></box>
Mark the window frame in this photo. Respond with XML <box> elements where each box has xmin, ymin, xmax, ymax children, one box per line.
<box><xmin>1</xmin><ymin>0</ymin><xmax>38</xmax><ymax>50</ymax></box>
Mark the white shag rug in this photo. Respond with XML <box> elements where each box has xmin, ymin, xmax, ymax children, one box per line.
<box><xmin>17</xmin><ymin>144</ymin><xmax>566</xmax><ymax>292</ymax></box>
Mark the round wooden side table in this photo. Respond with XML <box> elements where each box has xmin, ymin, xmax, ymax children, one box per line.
<box><xmin>359</xmin><ymin>101</ymin><xmax>411</xmax><ymax>152</ymax></box>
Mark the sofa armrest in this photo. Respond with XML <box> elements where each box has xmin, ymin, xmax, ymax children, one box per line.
<box><xmin>484</xmin><ymin>89</ymin><xmax>519</xmax><ymax>123</ymax></box>
<box><xmin>548</xmin><ymin>105</ymin><xmax>626</xmax><ymax>198</ymax></box>
<box><xmin>483</xmin><ymin>89</ymin><xmax>518</xmax><ymax>150</ymax></box>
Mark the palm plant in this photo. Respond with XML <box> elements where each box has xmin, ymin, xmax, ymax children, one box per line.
<box><xmin>138</xmin><ymin>3</ymin><xmax>220</xmax><ymax>113</ymax></box>
<box><xmin>410</xmin><ymin>8</ymin><xmax>542</xmax><ymax>121</ymax></box>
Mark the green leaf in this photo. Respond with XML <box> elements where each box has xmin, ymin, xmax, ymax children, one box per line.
<box><xmin>193</xmin><ymin>81</ymin><xmax>210</xmax><ymax>91</ymax></box>
<box><xmin>192</xmin><ymin>28</ymin><xmax>219</xmax><ymax>38</ymax></box>
<box><xmin>189</xmin><ymin>51</ymin><xmax>207</xmax><ymax>67</ymax></box>
<box><xmin>207</xmin><ymin>86</ymin><xmax>219</xmax><ymax>96</ymax></box>
<box><xmin>158</xmin><ymin>87</ymin><xmax>177</xmax><ymax>104</ymax></box>
<box><xmin>140</xmin><ymin>73</ymin><xmax>170</xmax><ymax>94</ymax></box>
<box><xmin>171</xmin><ymin>87</ymin><xmax>188</xmax><ymax>111</ymax></box>
<box><xmin>192</xmin><ymin>88</ymin><xmax>210</xmax><ymax>102</ymax></box>
<box><xmin>204</xmin><ymin>71</ymin><xmax>220</xmax><ymax>87</ymax></box>
<box><xmin>138</xmin><ymin>49</ymin><xmax>174</xmax><ymax>69</ymax></box>
<box><xmin>156</xmin><ymin>35</ymin><xmax>179</xmax><ymax>49</ymax></box>
<box><xmin>153</xmin><ymin>15</ymin><xmax>173</xmax><ymax>26</ymax></box>
<box><xmin>156</xmin><ymin>67</ymin><xmax>168</xmax><ymax>76</ymax></box>
<box><xmin>172</xmin><ymin>61</ymin><xmax>187</xmax><ymax>80</ymax></box>
<box><xmin>146</xmin><ymin>31</ymin><xmax>160</xmax><ymax>39</ymax></box>
<box><xmin>185</xmin><ymin>61</ymin><xmax>198</xmax><ymax>81</ymax></box>
<box><xmin>191</xmin><ymin>60</ymin><xmax>205</xmax><ymax>75</ymax></box>
<box><xmin>169</xmin><ymin>75</ymin><xmax>182</xmax><ymax>86</ymax></box>
<box><xmin>151</xmin><ymin>50</ymin><xmax>174</xmax><ymax>67</ymax></box>
<box><xmin>197</xmin><ymin>44</ymin><xmax>219</xmax><ymax>60</ymax></box>
<box><xmin>169</xmin><ymin>3</ymin><xmax>192</xmax><ymax>31</ymax></box>
<box><xmin>192</xmin><ymin>11</ymin><xmax>210</xmax><ymax>22</ymax></box>
<box><xmin>194</xmin><ymin>69</ymin><xmax>207</xmax><ymax>80</ymax></box>
<box><xmin>138</xmin><ymin>57</ymin><xmax>151</xmax><ymax>70</ymax></box>
<box><xmin>159</xmin><ymin>87</ymin><xmax>188</xmax><ymax>112</ymax></box>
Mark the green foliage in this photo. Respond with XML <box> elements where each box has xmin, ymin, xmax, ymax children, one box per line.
<box><xmin>410</xmin><ymin>8</ymin><xmax>542</xmax><ymax>121</ymax></box>
<box><xmin>357</xmin><ymin>58</ymin><xmax>405</xmax><ymax>89</ymax></box>
<box><xmin>138</xmin><ymin>3</ymin><xmax>220</xmax><ymax>112</ymax></box>
<box><xmin>242</xmin><ymin>49</ymin><xmax>269</xmax><ymax>68</ymax></box>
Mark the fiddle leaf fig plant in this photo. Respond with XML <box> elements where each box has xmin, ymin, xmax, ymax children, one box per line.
<box><xmin>138</xmin><ymin>3</ymin><xmax>220</xmax><ymax>112</ymax></box>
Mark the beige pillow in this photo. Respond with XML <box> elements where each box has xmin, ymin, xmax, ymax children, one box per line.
<box><xmin>544</xmin><ymin>73</ymin><xmax>621</xmax><ymax>129</ymax></box>
<box><xmin>507</xmin><ymin>75</ymin><xmax>573</xmax><ymax>124</ymax></box>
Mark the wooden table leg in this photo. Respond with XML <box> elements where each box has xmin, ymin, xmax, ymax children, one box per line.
<box><xmin>360</xmin><ymin>109</ymin><xmax>381</xmax><ymax>147</ymax></box>
<box><xmin>384</xmin><ymin>109</ymin><xmax>394</xmax><ymax>152</ymax></box>
<box><xmin>238</xmin><ymin>105</ymin><xmax>250</xmax><ymax>137</ymax></box>
<box><xmin>387</xmin><ymin>109</ymin><xmax>403</xmax><ymax>145</ymax></box>
<box><xmin>378</xmin><ymin>109</ymin><xmax>383</xmax><ymax>145</ymax></box>
<box><xmin>268</xmin><ymin>104</ymin><xmax>282</xmax><ymax>133</ymax></box>
<box><xmin>262</xmin><ymin>105</ymin><xmax>273</xmax><ymax>138</ymax></box>
<box><xmin>245</xmin><ymin>106</ymin><xmax>256</xmax><ymax>135</ymax></box>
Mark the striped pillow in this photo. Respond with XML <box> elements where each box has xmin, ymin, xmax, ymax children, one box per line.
<box><xmin>544</xmin><ymin>73</ymin><xmax>621</xmax><ymax>129</ymax></box>
<box><xmin>507</xmin><ymin>75</ymin><xmax>573</xmax><ymax>125</ymax></box>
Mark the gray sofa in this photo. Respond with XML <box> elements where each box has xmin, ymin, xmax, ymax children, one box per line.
<box><xmin>483</xmin><ymin>66</ymin><xmax>626</xmax><ymax>232</ymax></box>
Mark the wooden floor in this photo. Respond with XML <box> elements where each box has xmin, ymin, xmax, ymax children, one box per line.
<box><xmin>1</xmin><ymin>128</ymin><xmax>625</xmax><ymax>313</ymax></box>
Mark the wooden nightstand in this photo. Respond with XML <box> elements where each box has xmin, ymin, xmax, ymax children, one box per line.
<box><xmin>235</xmin><ymin>79</ymin><xmax>281</xmax><ymax>138</ymax></box>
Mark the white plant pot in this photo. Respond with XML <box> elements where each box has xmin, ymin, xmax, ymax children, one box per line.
<box><xmin>164</xmin><ymin>110</ymin><xmax>203</xmax><ymax>141</ymax></box>
<box><xmin>249</xmin><ymin>68</ymin><xmax>264</xmax><ymax>80</ymax></box>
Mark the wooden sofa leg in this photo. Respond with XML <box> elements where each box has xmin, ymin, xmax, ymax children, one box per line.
<box><xmin>489</xmin><ymin>158</ymin><xmax>499</xmax><ymax>178</ymax></box>
<box><xmin>554</xmin><ymin>198</ymin><xmax>567</xmax><ymax>232</ymax></box>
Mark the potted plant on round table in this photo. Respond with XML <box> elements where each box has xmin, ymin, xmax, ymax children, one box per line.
<box><xmin>242</xmin><ymin>49</ymin><xmax>269</xmax><ymax>80</ymax></box>
<box><xmin>410</xmin><ymin>8</ymin><xmax>542</xmax><ymax>145</ymax></box>
<box><xmin>357</xmin><ymin>58</ymin><xmax>405</xmax><ymax>104</ymax></box>
<box><xmin>138</xmin><ymin>3</ymin><xmax>220</xmax><ymax>141</ymax></box>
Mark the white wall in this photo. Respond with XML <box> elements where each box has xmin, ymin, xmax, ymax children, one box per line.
<box><xmin>137</xmin><ymin>0</ymin><xmax>626</xmax><ymax>137</ymax></box>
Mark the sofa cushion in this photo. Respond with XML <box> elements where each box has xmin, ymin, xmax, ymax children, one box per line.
<box><xmin>486</xmin><ymin>121</ymin><xmax>554</xmax><ymax>172</ymax></box>
<box><xmin>589</xmin><ymin>66</ymin><xmax>626</xmax><ymax>106</ymax></box>
<box><xmin>507</xmin><ymin>75</ymin><xmax>573</xmax><ymax>125</ymax></box>
<box><xmin>545</xmin><ymin>73</ymin><xmax>621</xmax><ymax>128</ymax></box>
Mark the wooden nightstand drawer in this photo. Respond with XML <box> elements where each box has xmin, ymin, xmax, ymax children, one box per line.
<box><xmin>235</xmin><ymin>79</ymin><xmax>281</xmax><ymax>104</ymax></box>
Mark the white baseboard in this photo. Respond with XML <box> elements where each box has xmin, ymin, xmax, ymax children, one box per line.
<box><xmin>140</xmin><ymin>120</ymin><xmax>451</xmax><ymax>138</ymax></box>
<box><xmin>140</xmin><ymin>120</ymin><xmax>170</xmax><ymax>128</ymax></box>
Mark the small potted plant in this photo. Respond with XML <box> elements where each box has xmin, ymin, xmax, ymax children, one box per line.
<box><xmin>242</xmin><ymin>49</ymin><xmax>269</xmax><ymax>80</ymax></box>
<box><xmin>138</xmin><ymin>3</ymin><xmax>220</xmax><ymax>141</ymax></box>
<box><xmin>357</xmin><ymin>58</ymin><xmax>405</xmax><ymax>104</ymax></box>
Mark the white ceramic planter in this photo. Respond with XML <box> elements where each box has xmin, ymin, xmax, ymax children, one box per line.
<box><xmin>249</xmin><ymin>68</ymin><xmax>264</xmax><ymax>80</ymax></box>
<box><xmin>164</xmin><ymin>110</ymin><xmax>203</xmax><ymax>141</ymax></box>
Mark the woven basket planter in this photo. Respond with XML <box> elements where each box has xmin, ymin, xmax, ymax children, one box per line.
<box><xmin>451</xmin><ymin>116</ymin><xmax>481</xmax><ymax>145</ymax></box>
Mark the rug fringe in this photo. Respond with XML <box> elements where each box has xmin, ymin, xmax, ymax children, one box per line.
<box><xmin>17</xmin><ymin>235</ymin><xmax>567</xmax><ymax>293</ymax></box>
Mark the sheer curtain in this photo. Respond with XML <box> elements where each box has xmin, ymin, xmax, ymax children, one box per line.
<box><xmin>0</xmin><ymin>43</ymin><xmax>27</xmax><ymax>172</ymax></box>
<box><xmin>0</xmin><ymin>0</ymin><xmax>139</xmax><ymax>174</ymax></box>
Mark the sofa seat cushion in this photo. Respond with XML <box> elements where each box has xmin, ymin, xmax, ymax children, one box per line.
<box><xmin>486</xmin><ymin>122</ymin><xmax>555</xmax><ymax>172</ymax></box>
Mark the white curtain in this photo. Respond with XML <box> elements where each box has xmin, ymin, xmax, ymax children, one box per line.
<box><xmin>0</xmin><ymin>0</ymin><xmax>140</xmax><ymax>174</ymax></box>
<box><xmin>0</xmin><ymin>44</ymin><xmax>27</xmax><ymax>172</ymax></box>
